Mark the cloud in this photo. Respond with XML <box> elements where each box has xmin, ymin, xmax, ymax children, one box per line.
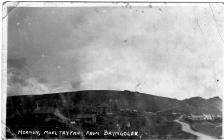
<box><xmin>19</xmin><ymin>77</ymin><xmax>50</xmax><ymax>95</ymax></box>
<box><xmin>7</xmin><ymin>58</ymin><xmax>50</xmax><ymax>96</ymax></box>
<box><xmin>7</xmin><ymin>5</ymin><xmax>224</xmax><ymax>99</ymax></box>
<box><xmin>8</xmin><ymin>57</ymin><xmax>28</xmax><ymax>70</ymax></box>
<box><xmin>71</xmin><ymin>80</ymin><xmax>81</xmax><ymax>90</ymax></box>
<box><xmin>37</xmin><ymin>77</ymin><xmax>48</xmax><ymax>83</ymax></box>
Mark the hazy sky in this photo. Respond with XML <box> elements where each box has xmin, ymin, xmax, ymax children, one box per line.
<box><xmin>7</xmin><ymin>4</ymin><xmax>224</xmax><ymax>99</ymax></box>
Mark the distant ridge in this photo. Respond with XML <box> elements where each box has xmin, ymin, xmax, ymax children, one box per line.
<box><xmin>7</xmin><ymin>90</ymin><xmax>222</xmax><ymax>117</ymax></box>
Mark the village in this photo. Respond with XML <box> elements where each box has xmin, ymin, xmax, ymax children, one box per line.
<box><xmin>7</xmin><ymin>98</ymin><xmax>147</xmax><ymax>138</ymax></box>
<box><xmin>6</xmin><ymin>93</ymin><xmax>222</xmax><ymax>139</ymax></box>
<box><xmin>184</xmin><ymin>114</ymin><xmax>222</xmax><ymax>121</ymax></box>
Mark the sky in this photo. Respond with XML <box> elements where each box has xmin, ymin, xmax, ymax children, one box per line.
<box><xmin>7</xmin><ymin>4</ymin><xmax>224</xmax><ymax>99</ymax></box>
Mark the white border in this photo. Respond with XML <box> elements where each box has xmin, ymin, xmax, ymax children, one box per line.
<box><xmin>2</xmin><ymin>1</ymin><xmax>221</xmax><ymax>8</ymax></box>
<box><xmin>1</xmin><ymin>1</ymin><xmax>224</xmax><ymax>139</ymax></box>
<box><xmin>1</xmin><ymin>1</ymin><xmax>8</xmax><ymax>139</ymax></box>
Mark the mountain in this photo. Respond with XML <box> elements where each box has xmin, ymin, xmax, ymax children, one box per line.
<box><xmin>6</xmin><ymin>90</ymin><xmax>222</xmax><ymax>117</ymax></box>
<box><xmin>181</xmin><ymin>96</ymin><xmax>222</xmax><ymax>115</ymax></box>
<box><xmin>207</xmin><ymin>96</ymin><xmax>222</xmax><ymax>112</ymax></box>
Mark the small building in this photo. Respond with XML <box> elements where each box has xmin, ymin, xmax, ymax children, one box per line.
<box><xmin>73</xmin><ymin>114</ymin><xmax>96</xmax><ymax>124</ymax></box>
<box><xmin>32</xmin><ymin>106</ymin><xmax>69</xmax><ymax>122</ymax></box>
<box><xmin>189</xmin><ymin>114</ymin><xmax>204</xmax><ymax>121</ymax></box>
<box><xmin>188</xmin><ymin>114</ymin><xmax>216</xmax><ymax>121</ymax></box>
<box><xmin>202</xmin><ymin>114</ymin><xmax>213</xmax><ymax>120</ymax></box>
<box><xmin>32</xmin><ymin>106</ymin><xmax>57</xmax><ymax>120</ymax></box>
<box><xmin>97</xmin><ymin>103</ymin><xmax>112</xmax><ymax>115</ymax></box>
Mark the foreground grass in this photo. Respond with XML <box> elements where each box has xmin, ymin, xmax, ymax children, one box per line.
<box><xmin>187</xmin><ymin>120</ymin><xmax>222</xmax><ymax>139</ymax></box>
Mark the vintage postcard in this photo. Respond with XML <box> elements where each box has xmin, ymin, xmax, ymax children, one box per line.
<box><xmin>2</xmin><ymin>2</ymin><xmax>223</xmax><ymax>139</ymax></box>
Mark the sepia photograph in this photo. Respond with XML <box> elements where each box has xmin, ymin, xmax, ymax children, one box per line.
<box><xmin>2</xmin><ymin>2</ymin><xmax>223</xmax><ymax>139</ymax></box>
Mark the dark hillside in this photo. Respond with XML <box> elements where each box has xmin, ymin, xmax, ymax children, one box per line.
<box><xmin>7</xmin><ymin>90</ymin><xmax>222</xmax><ymax>117</ymax></box>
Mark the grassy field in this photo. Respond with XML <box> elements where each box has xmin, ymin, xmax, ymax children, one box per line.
<box><xmin>189</xmin><ymin>121</ymin><xmax>222</xmax><ymax>138</ymax></box>
<box><xmin>146</xmin><ymin>115</ymin><xmax>197</xmax><ymax>139</ymax></box>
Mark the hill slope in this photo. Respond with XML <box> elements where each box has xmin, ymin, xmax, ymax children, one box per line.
<box><xmin>6</xmin><ymin>90</ymin><xmax>222</xmax><ymax>117</ymax></box>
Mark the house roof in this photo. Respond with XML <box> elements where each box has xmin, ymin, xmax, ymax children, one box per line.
<box><xmin>97</xmin><ymin>103</ymin><xmax>109</xmax><ymax>108</ymax></box>
<box><xmin>75</xmin><ymin>114</ymin><xmax>96</xmax><ymax>118</ymax></box>
<box><xmin>33</xmin><ymin>107</ymin><xmax>56</xmax><ymax>114</ymax></box>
